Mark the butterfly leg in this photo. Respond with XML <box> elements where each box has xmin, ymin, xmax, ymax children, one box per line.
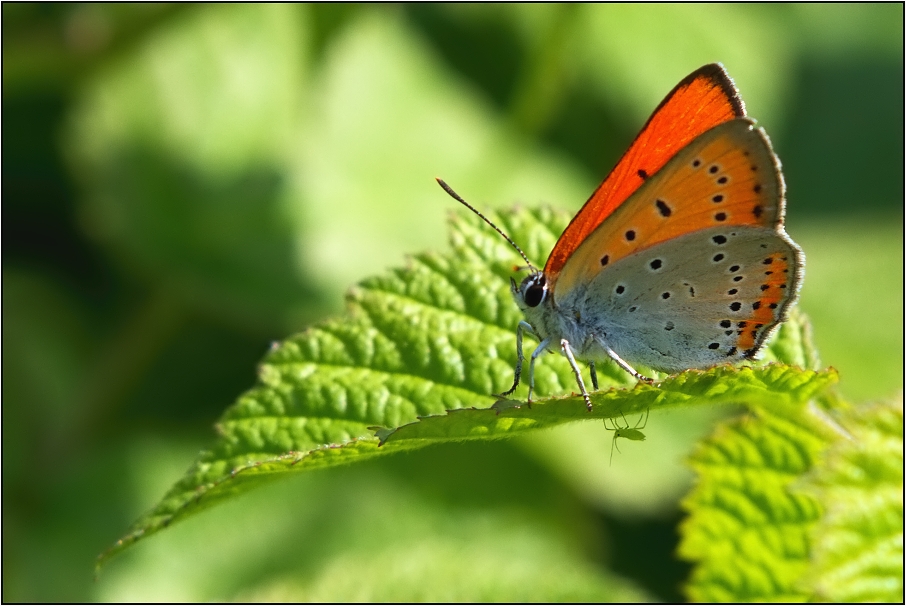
<box><xmin>589</xmin><ymin>361</ymin><xmax>599</xmax><ymax>391</ymax></box>
<box><xmin>525</xmin><ymin>338</ymin><xmax>550</xmax><ymax>405</ymax></box>
<box><xmin>560</xmin><ymin>338</ymin><xmax>592</xmax><ymax>411</ymax></box>
<box><xmin>496</xmin><ymin>321</ymin><xmax>536</xmax><ymax>398</ymax></box>
<box><xmin>598</xmin><ymin>340</ymin><xmax>654</xmax><ymax>383</ymax></box>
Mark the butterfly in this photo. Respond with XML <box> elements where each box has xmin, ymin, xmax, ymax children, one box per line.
<box><xmin>438</xmin><ymin>63</ymin><xmax>804</xmax><ymax>410</ymax></box>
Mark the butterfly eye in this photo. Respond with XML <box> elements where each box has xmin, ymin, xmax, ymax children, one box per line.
<box><xmin>522</xmin><ymin>275</ymin><xmax>547</xmax><ymax>307</ymax></box>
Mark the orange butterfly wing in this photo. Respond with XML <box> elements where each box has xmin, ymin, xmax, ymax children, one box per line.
<box><xmin>554</xmin><ymin>117</ymin><xmax>787</xmax><ymax>297</ymax></box>
<box><xmin>544</xmin><ymin>63</ymin><xmax>745</xmax><ymax>283</ymax></box>
<box><xmin>554</xmin><ymin>117</ymin><xmax>800</xmax><ymax>357</ymax></box>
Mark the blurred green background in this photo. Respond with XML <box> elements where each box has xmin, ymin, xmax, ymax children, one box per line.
<box><xmin>3</xmin><ymin>4</ymin><xmax>902</xmax><ymax>602</ymax></box>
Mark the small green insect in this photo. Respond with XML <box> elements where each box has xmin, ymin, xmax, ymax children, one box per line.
<box><xmin>604</xmin><ymin>408</ymin><xmax>649</xmax><ymax>464</ymax></box>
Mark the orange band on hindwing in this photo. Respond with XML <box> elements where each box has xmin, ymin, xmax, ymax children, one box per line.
<box><xmin>737</xmin><ymin>252</ymin><xmax>794</xmax><ymax>354</ymax></box>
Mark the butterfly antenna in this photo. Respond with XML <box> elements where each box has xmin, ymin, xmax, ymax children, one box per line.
<box><xmin>436</xmin><ymin>178</ymin><xmax>537</xmax><ymax>272</ymax></box>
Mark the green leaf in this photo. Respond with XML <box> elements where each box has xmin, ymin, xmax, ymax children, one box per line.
<box><xmin>97</xmin><ymin>450</ymin><xmax>651</xmax><ymax>602</ymax></box>
<box><xmin>761</xmin><ymin>306</ymin><xmax>821</xmax><ymax>372</ymax></box>
<box><xmin>675</xmin><ymin>359</ymin><xmax>897</xmax><ymax>602</ymax></box>
<box><xmin>678</xmin><ymin>405</ymin><xmax>827</xmax><ymax>601</ymax></box>
<box><xmin>235</xmin><ymin>502</ymin><xmax>651</xmax><ymax>602</ymax></box>
<box><xmin>572</xmin><ymin>4</ymin><xmax>795</xmax><ymax>127</ymax></box>
<box><xmin>99</xmin><ymin>206</ymin><xmax>837</xmax><ymax>569</ymax></box>
<box><xmin>66</xmin><ymin>4</ymin><xmax>320</xmax><ymax>327</ymax></box>
<box><xmin>802</xmin><ymin>397</ymin><xmax>904</xmax><ymax>602</ymax></box>
<box><xmin>675</xmin><ymin>309</ymin><xmax>899</xmax><ymax>602</ymax></box>
<box><xmin>293</xmin><ymin>9</ymin><xmax>592</xmax><ymax>304</ymax></box>
<box><xmin>375</xmin><ymin>365</ymin><xmax>836</xmax><ymax>447</ymax></box>
<box><xmin>794</xmin><ymin>218</ymin><xmax>904</xmax><ymax>401</ymax></box>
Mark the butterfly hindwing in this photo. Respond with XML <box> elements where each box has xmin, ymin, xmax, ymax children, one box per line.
<box><xmin>567</xmin><ymin>225</ymin><xmax>803</xmax><ymax>372</ymax></box>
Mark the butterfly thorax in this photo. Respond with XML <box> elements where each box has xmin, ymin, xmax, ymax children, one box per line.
<box><xmin>513</xmin><ymin>272</ymin><xmax>610</xmax><ymax>361</ymax></box>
